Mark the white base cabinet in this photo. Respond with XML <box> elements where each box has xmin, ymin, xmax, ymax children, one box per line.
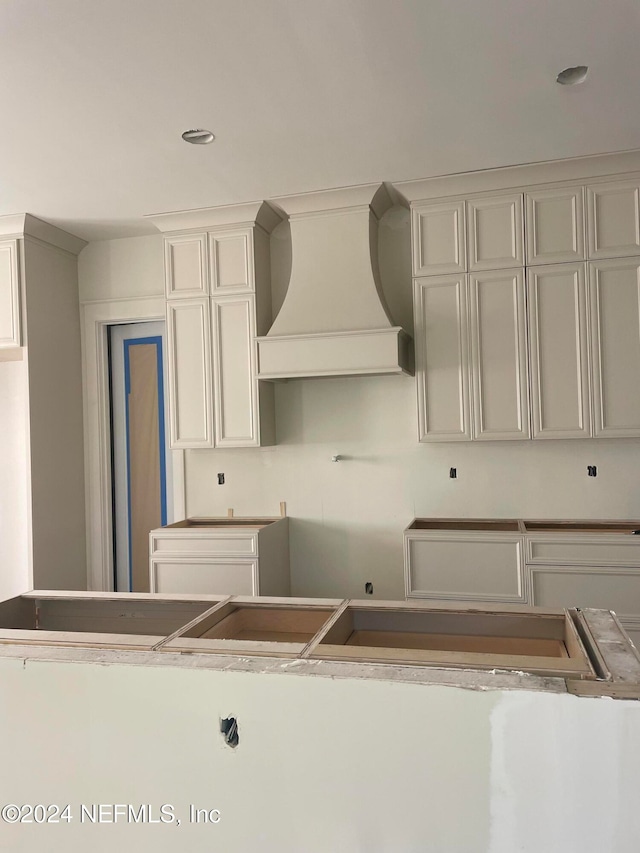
<box><xmin>150</xmin><ymin>517</ymin><xmax>290</xmax><ymax>596</ymax></box>
<box><xmin>404</xmin><ymin>518</ymin><xmax>640</xmax><ymax>646</ymax></box>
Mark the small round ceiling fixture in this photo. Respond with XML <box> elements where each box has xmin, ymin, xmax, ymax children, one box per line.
<box><xmin>182</xmin><ymin>129</ymin><xmax>215</xmax><ymax>144</ymax></box>
<box><xmin>556</xmin><ymin>66</ymin><xmax>589</xmax><ymax>85</ymax></box>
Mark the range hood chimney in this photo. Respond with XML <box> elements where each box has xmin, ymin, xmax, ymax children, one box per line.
<box><xmin>257</xmin><ymin>183</ymin><xmax>412</xmax><ymax>379</ymax></box>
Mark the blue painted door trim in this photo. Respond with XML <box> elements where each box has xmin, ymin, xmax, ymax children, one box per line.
<box><xmin>123</xmin><ymin>335</ymin><xmax>167</xmax><ymax>591</ymax></box>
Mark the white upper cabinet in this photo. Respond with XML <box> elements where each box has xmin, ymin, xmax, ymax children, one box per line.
<box><xmin>587</xmin><ymin>180</ymin><xmax>640</xmax><ymax>259</ymax></box>
<box><xmin>211</xmin><ymin>295</ymin><xmax>259</xmax><ymax>446</ymax></box>
<box><xmin>209</xmin><ymin>229</ymin><xmax>254</xmax><ymax>294</ymax></box>
<box><xmin>589</xmin><ymin>257</ymin><xmax>640</xmax><ymax>437</ymax></box>
<box><xmin>467</xmin><ymin>194</ymin><xmax>524</xmax><ymax>271</ymax></box>
<box><xmin>412</xmin><ymin>201</ymin><xmax>466</xmax><ymax>276</ymax></box>
<box><xmin>164</xmin><ymin>234</ymin><xmax>209</xmax><ymax>299</ymax></box>
<box><xmin>166</xmin><ymin>298</ymin><xmax>214</xmax><ymax>448</ymax></box>
<box><xmin>414</xmin><ymin>275</ymin><xmax>471</xmax><ymax>441</ymax></box>
<box><xmin>525</xmin><ymin>187</ymin><xmax>585</xmax><ymax>265</ymax></box>
<box><xmin>0</xmin><ymin>240</ymin><xmax>21</xmax><ymax>348</ymax></box>
<box><xmin>527</xmin><ymin>264</ymin><xmax>591</xmax><ymax>439</ymax></box>
<box><xmin>468</xmin><ymin>269</ymin><xmax>530</xmax><ymax>440</ymax></box>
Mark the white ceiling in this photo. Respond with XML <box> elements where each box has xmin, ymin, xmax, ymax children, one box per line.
<box><xmin>2</xmin><ymin>0</ymin><xmax>640</xmax><ymax>241</ymax></box>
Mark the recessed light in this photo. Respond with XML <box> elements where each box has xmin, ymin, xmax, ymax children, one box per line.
<box><xmin>181</xmin><ymin>129</ymin><xmax>215</xmax><ymax>144</ymax></box>
<box><xmin>556</xmin><ymin>66</ymin><xmax>589</xmax><ymax>85</ymax></box>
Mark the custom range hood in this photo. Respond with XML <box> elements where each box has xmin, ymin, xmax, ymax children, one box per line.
<box><xmin>257</xmin><ymin>183</ymin><xmax>412</xmax><ymax>379</ymax></box>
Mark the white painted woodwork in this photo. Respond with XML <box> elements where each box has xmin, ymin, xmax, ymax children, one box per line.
<box><xmin>257</xmin><ymin>327</ymin><xmax>411</xmax><ymax>379</ymax></box>
<box><xmin>149</xmin><ymin>518</ymin><xmax>290</xmax><ymax>596</ymax></box>
<box><xmin>164</xmin><ymin>234</ymin><xmax>208</xmax><ymax>299</ymax></box>
<box><xmin>526</xmin><ymin>536</ymin><xmax>640</xmax><ymax>567</ymax></box>
<box><xmin>150</xmin><ymin>559</ymin><xmax>258</xmax><ymax>595</ymax></box>
<box><xmin>413</xmin><ymin>275</ymin><xmax>471</xmax><ymax>441</ymax></box>
<box><xmin>589</xmin><ymin>257</ymin><xmax>640</xmax><ymax>436</ymax></box>
<box><xmin>405</xmin><ymin>533</ymin><xmax>525</xmax><ymax>603</ymax></box>
<box><xmin>151</xmin><ymin>532</ymin><xmax>257</xmax><ymax>557</ymax></box>
<box><xmin>587</xmin><ymin>180</ymin><xmax>640</xmax><ymax>259</ymax></box>
<box><xmin>209</xmin><ymin>229</ymin><xmax>254</xmax><ymax>294</ymax></box>
<box><xmin>468</xmin><ymin>269</ymin><xmax>530</xmax><ymax>440</ymax></box>
<box><xmin>263</xmin><ymin>183</ymin><xmax>411</xmax><ymax>378</ymax></box>
<box><xmin>529</xmin><ymin>564</ymin><xmax>640</xmax><ymax>619</ymax></box>
<box><xmin>212</xmin><ymin>295</ymin><xmax>258</xmax><ymax>445</ymax></box>
<box><xmin>412</xmin><ymin>200</ymin><xmax>466</xmax><ymax>276</ymax></box>
<box><xmin>0</xmin><ymin>240</ymin><xmax>20</xmax><ymax>348</ymax></box>
<box><xmin>165</xmin><ymin>298</ymin><xmax>213</xmax><ymax>448</ymax></box>
<box><xmin>527</xmin><ymin>263</ymin><xmax>591</xmax><ymax>438</ymax></box>
<box><xmin>525</xmin><ymin>186</ymin><xmax>585</xmax><ymax>265</ymax></box>
<box><xmin>467</xmin><ymin>194</ymin><xmax>524</xmax><ymax>271</ymax></box>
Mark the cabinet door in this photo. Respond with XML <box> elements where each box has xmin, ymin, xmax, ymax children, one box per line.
<box><xmin>413</xmin><ymin>275</ymin><xmax>471</xmax><ymax>441</ymax></box>
<box><xmin>150</xmin><ymin>559</ymin><xmax>257</xmax><ymax>595</ymax></box>
<box><xmin>527</xmin><ymin>264</ymin><xmax>591</xmax><ymax>438</ymax></box>
<box><xmin>412</xmin><ymin>201</ymin><xmax>466</xmax><ymax>276</ymax></box>
<box><xmin>529</xmin><ymin>563</ymin><xmax>640</xmax><ymax>622</ymax></box>
<box><xmin>166</xmin><ymin>298</ymin><xmax>213</xmax><ymax>448</ymax></box>
<box><xmin>209</xmin><ymin>229</ymin><xmax>254</xmax><ymax>294</ymax></box>
<box><xmin>525</xmin><ymin>186</ymin><xmax>585</xmax><ymax>265</ymax></box>
<box><xmin>587</xmin><ymin>180</ymin><xmax>640</xmax><ymax>259</ymax></box>
<box><xmin>469</xmin><ymin>269</ymin><xmax>530</xmax><ymax>440</ymax></box>
<box><xmin>405</xmin><ymin>534</ymin><xmax>526</xmax><ymax>603</ymax></box>
<box><xmin>467</xmin><ymin>194</ymin><xmax>524</xmax><ymax>271</ymax></box>
<box><xmin>164</xmin><ymin>234</ymin><xmax>209</xmax><ymax>298</ymax></box>
<box><xmin>212</xmin><ymin>295</ymin><xmax>259</xmax><ymax>446</ymax></box>
<box><xmin>589</xmin><ymin>257</ymin><xmax>640</xmax><ymax>436</ymax></box>
<box><xmin>0</xmin><ymin>240</ymin><xmax>20</xmax><ymax>348</ymax></box>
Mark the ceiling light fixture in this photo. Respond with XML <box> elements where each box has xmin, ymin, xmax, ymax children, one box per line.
<box><xmin>556</xmin><ymin>66</ymin><xmax>589</xmax><ymax>85</ymax></box>
<box><xmin>181</xmin><ymin>129</ymin><xmax>215</xmax><ymax>144</ymax></box>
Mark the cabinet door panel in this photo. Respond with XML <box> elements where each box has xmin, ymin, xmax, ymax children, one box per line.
<box><xmin>0</xmin><ymin>240</ymin><xmax>20</xmax><ymax>348</ymax></box>
<box><xmin>209</xmin><ymin>230</ymin><xmax>254</xmax><ymax>293</ymax></box>
<box><xmin>467</xmin><ymin>194</ymin><xmax>524</xmax><ymax>270</ymax></box>
<box><xmin>166</xmin><ymin>299</ymin><xmax>213</xmax><ymax>448</ymax></box>
<box><xmin>587</xmin><ymin>181</ymin><xmax>640</xmax><ymax>259</ymax></box>
<box><xmin>212</xmin><ymin>295</ymin><xmax>258</xmax><ymax>446</ymax></box>
<box><xmin>528</xmin><ymin>264</ymin><xmax>591</xmax><ymax>438</ymax></box>
<box><xmin>406</xmin><ymin>535</ymin><xmax>525</xmax><ymax>603</ymax></box>
<box><xmin>526</xmin><ymin>186</ymin><xmax>585</xmax><ymax>264</ymax></box>
<box><xmin>469</xmin><ymin>269</ymin><xmax>530</xmax><ymax>439</ymax></box>
<box><xmin>412</xmin><ymin>201</ymin><xmax>466</xmax><ymax>276</ymax></box>
<box><xmin>530</xmin><ymin>564</ymin><xmax>640</xmax><ymax>620</ymax></box>
<box><xmin>589</xmin><ymin>258</ymin><xmax>640</xmax><ymax>436</ymax></box>
<box><xmin>151</xmin><ymin>560</ymin><xmax>257</xmax><ymax>595</ymax></box>
<box><xmin>164</xmin><ymin>234</ymin><xmax>209</xmax><ymax>298</ymax></box>
<box><xmin>414</xmin><ymin>276</ymin><xmax>471</xmax><ymax>441</ymax></box>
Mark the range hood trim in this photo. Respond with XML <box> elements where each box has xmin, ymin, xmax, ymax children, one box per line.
<box><xmin>260</xmin><ymin>182</ymin><xmax>413</xmax><ymax>379</ymax></box>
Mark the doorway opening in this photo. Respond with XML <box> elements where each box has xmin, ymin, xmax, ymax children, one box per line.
<box><xmin>109</xmin><ymin>322</ymin><xmax>172</xmax><ymax>592</ymax></box>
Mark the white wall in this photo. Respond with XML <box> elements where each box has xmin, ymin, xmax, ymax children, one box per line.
<box><xmin>0</xmin><ymin>355</ymin><xmax>30</xmax><ymax>599</ymax></box>
<box><xmin>24</xmin><ymin>239</ymin><xmax>86</xmax><ymax>589</ymax></box>
<box><xmin>78</xmin><ymin>228</ymin><xmax>640</xmax><ymax>600</ymax></box>
<box><xmin>0</xmin><ymin>653</ymin><xmax>638</xmax><ymax>852</ymax></box>
<box><xmin>78</xmin><ymin>235</ymin><xmax>163</xmax><ymax>303</ymax></box>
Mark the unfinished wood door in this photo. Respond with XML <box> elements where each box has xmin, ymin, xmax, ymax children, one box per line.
<box><xmin>110</xmin><ymin>322</ymin><xmax>171</xmax><ymax>593</ymax></box>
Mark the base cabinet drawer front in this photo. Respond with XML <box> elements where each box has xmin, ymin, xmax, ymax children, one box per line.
<box><xmin>151</xmin><ymin>560</ymin><xmax>257</xmax><ymax>596</ymax></box>
<box><xmin>529</xmin><ymin>564</ymin><xmax>640</xmax><ymax>619</ymax></box>
<box><xmin>405</xmin><ymin>535</ymin><xmax>526</xmax><ymax>602</ymax></box>
<box><xmin>150</xmin><ymin>534</ymin><xmax>257</xmax><ymax>558</ymax></box>
<box><xmin>526</xmin><ymin>536</ymin><xmax>640</xmax><ymax>567</ymax></box>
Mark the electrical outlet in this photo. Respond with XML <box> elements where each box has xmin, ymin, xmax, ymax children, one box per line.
<box><xmin>365</xmin><ymin>582</ymin><xmax>373</xmax><ymax>595</ymax></box>
<box><xmin>217</xmin><ymin>473</ymin><xmax>225</xmax><ymax>485</ymax></box>
<box><xmin>450</xmin><ymin>467</ymin><xmax>457</xmax><ymax>479</ymax></box>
